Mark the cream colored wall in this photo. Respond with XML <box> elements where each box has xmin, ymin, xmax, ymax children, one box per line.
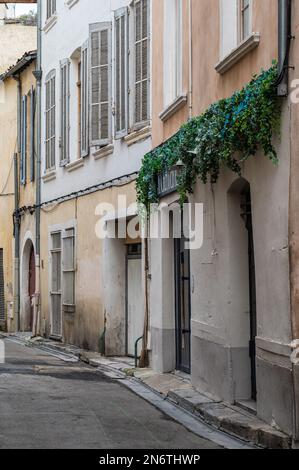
<box><xmin>0</xmin><ymin>75</ymin><xmax>17</xmax><ymax>330</ymax></box>
<box><xmin>40</xmin><ymin>181</ymin><xmax>137</xmax><ymax>352</ymax></box>
<box><xmin>0</xmin><ymin>24</ymin><xmax>36</xmax><ymax>74</ymax></box>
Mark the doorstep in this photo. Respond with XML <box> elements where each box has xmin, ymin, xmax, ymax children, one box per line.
<box><xmin>4</xmin><ymin>333</ymin><xmax>292</xmax><ymax>449</ymax></box>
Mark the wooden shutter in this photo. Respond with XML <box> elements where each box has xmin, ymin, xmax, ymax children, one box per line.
<box><xmin>0</xmin><ymin>249</ymin><xmax>4</xmax><ymax>323</ymax></box>
<box><xmin>81</xmin><ymin>41</ymin><xmax>89</xmax><ymax>157</ymax></box>
<box><xmin>134</xmin><ymin>0</ymin><xmax>150</xmax><ymax>127</ymax></box>
<box><xmin>30</xmin><ymin>87</ymin><xmax>35</xmax><ymax>182</ymax></box>
<box><xmin>60</xmin><ymin>59</ymin><xmax>70</xmax><ymax>165</ymax></box>
<box><xmin>115</xmin><ymin>8</ymin><xmax>129</xmax><ymax>138</ymax></box>
<box><xmin>21</xmin><ymin>95</ymin><xmax>27</xmax><ymax>185</ymax></box>
<box><xmin>45</xmin><ymin>71</ymin><xmax>56</xmax><ymax>170</ymax></box>
<box><xmin>62</xmin><ymin>228</ymin><xmax>75</xmax><ymax>313</ymax></box>
<box><xmin>89</xmin><ymin>22</ymin><xmax>112</xmax><ymax>147</ymax></box>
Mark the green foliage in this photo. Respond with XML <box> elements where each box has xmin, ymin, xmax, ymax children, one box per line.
<box><xmin>136</xmin><ymin>64</ymin><xmax>281</xmax><ymax>208</ymax></box>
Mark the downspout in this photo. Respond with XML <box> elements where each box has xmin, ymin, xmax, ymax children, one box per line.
<box><xmin>277</xmin><ymin>0</ymin><xmax>292</xmax><ymax>96</ymax></box>
<box><xmin>188</xmin><ymin>0</ymin><xmax>193</xmax><ymax>119</ymax></box>
<box><xmin>32</xmin><ymin>0</ymin><xmax>42</xmax><ymax>337</ymax></box>
<box><xmin>13</xmin><ymin>75</ymin><xmax>21</xmax><ymax>332</ymax></box>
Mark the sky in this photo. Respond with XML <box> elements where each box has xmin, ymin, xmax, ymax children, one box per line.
<box><xmin>14</xmin><ymin>3</ymin><xmax>37</xmax><ymax>16</ymax></box>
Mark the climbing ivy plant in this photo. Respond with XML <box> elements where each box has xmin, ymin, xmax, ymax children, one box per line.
<box><xmin>136</xmin><ymin>64</ymin><xmax>281</xmax><ymax>208</ymax></box>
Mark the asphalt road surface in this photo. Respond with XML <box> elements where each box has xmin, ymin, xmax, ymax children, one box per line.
<box><xmin>0</xmin><ymin>339</ymin><xmax>222</xmax><ymax>449</ymax></box>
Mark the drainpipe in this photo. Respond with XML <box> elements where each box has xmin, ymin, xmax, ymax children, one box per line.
<box><xmin>277</xmin><ymin>0</ymin><xmax>292</xmax><ymax>96</ymax></box>
<box><xmin>188</xmin><ymin>0</ymin><xmax>193</xmax><ymax>119</ymax></box>
<box><xmin>13</xmin><ymin>75</ymin><xmax>22</xmax><ymax>332</ymax></box>
<box><xmin>32</xmin><ymin>0</ymin><xmax>42</xmax><ymax>337</ymax></box>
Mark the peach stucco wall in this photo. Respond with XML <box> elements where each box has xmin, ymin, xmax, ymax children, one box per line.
<box><xmin>151</xmin><ymin>0</ymin><xmax>278</xmax><ymax>147</ymax></box>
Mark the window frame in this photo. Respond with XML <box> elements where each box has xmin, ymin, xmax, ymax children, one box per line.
<box><xmin>238</xmin><ymin>0</ymin><xmax>252</xmax><ymax>43</ymax></box>
<box><xmin>46</xmin><ymin>0</ymin><xmax>56</xmax><ymax>21</ymax></box>
<box><xmin>59</xmin><ymin>58</ymin><xmax>71</xmax><ymax>166</ymax></box>
<box><xmin>89</xmin><ymin>21</ymin><xmax>113</xmax><ymax>148</ymax></box>
<box><xmin>163</xmin><ymin>0</ymin><xmax>183</xmax><ymax>109</ymax></box>
<box><xmin>45</xmin><ymin>70</ymin><xmax>56</xmax><ymax>171</ymax></box>
<box><xmin>131</xmin><ymin>0</ymin><xmax>150</xmax><ymax>131</ymax></box>
<box><xmin>114</xmin><ymin>6</ymin><xmax>129</xmax><ymax>139</ymax></box>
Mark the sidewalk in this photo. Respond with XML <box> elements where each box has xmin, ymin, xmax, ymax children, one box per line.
<box><xmin>2</xmin><ymin>333</ymin><xmax>292</xmax><ymax>449</ymax></box>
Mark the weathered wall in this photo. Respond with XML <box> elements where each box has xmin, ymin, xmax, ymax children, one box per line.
<box><xmin>150</xmin><ymin>0</ymin><xmax>294</xmax><ymax>437</ymax></box>
<box><xmin>0</xmin><ymin>23</ymin><xmax>36</xmax><ymax>74</ymax></box>
<box><xmin>40</xmin><ymin>181</ymin><xmax>137</xmax><ymax>352</ymax></box>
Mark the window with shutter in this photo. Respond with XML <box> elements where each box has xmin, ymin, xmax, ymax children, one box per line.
<box><xmin>89</xmin><ymin>22</ymin><xmax>112</xmax><ymax>147</ymax></box>
<box><xmin>62</xmin><ymin>228</ymin><xmax>75</xmax><ymax>313</ymax></box>
<box><xmin>81</xmin><ymin>41</ymin><xmax>89</xmax><ymax>157</ymax></box>
<box><xmin>60</xmin><ymin>59</ymin><xmax>70</xmax><ymax>165</ymax></box>
<box><xmin>47</xmin><ymin>0</ymin><xmax>56</xmax><ymax>20</ymax></box>
<box><xmin>115</xmin><ymin>8</ymin><xmax>129</xmax><ymax>138</ymax></box>
<box><xmin>30</xmin><ymin>87</ymin><xmax>36</xmax><ymax>182</ymax></box>
<box><xmin>20</xmin><ymin>95</ymin><xmax>27</xmax><ymax>185</ymax></box>
<box><xmin>134</xmin><ymin>0</ymin><xmax>150</xmax><ymax>127</ymax></box>
<box><xmin>45</xmin><ymin>70</ymin><xmax>56</xmax><ymax>170</ymax></box>
<box><xmin>163</xmin><ymin>0</ymin><xmax>182</xmax><ymax>107</ymax></box>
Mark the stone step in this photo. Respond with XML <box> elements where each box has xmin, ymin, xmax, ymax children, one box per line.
<box><xmin>168</xmin><ymin>389</ymin><xmax>292</xmax><ymax>449</ymax></box>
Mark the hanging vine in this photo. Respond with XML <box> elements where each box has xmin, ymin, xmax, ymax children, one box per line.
<box><xmin>136</xmin><ymin>63</ymin><xmax>281</xmax><ymax>208</ymax></box>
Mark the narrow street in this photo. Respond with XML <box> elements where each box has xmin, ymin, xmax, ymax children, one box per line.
<box><xmin>0</xmin><ymin>339</ymin><xmax>221</xmax><ymax>450</ymax></box>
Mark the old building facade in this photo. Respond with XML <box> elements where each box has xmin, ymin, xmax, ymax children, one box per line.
<box><xmin>38</xmin><ymin>0</ymin><xmax>151</xmax><ymax>353</ymax></box>
<box><xmin>142</xmin><ymin>0</ymin><xmax>299</xmax><ymax>445</ymax></box>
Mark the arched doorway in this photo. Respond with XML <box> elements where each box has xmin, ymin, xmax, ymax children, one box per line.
<box><xmin>21</xmin><ymin>238</ymin><xmax>36</xmax><ymax>332</ymax></box>
<box><xmin>228</xmin><ymin>178</ymin><xmax>257</xmax><ymax>402</ymax></box>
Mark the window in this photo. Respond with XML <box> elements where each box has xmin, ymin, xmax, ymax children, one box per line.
<box><xmin>220</xmin><ymin>0</ymin><xmax>252</xmax><ymax>59</ymax></box>
<box><xmin>50</xmin><ymin>231</ymin><xmax>62</xmax><ymax>337</ymax></box>
<box><xmin>239</xmin><ymin>0</ymin><xmax>251</xmax><ymax>42</ymax></box>
<box><xmin>89</xmin><ymin>22</ymin><xmax>112</xmax><ymax>147</ymax></box>
<box><xmin>115</xmin><ymin>7</ymin><xmax>129</xmax><ymax>137</ymax></box>
<box><xmin>81</xmin><ymin>41</ymin><xmax>89</xmax><ymax>157</ymax></box>
<box><xmin>45</xmin><ymin>71</ymin><xmax>56</xmax><ymax>170</ymax></box>
<box><xmin>29</xmin><ymin>87</ymin><xmax>36</xmax><ymax>182</ymax></box>
<box><xmin>20</xmin><ymin>95</ymin><xmax>27</xmax><ymax>185</ymax></box>
<box><xmin>62</xmin><ymin>228</ymin><xmax>75</xmax><ymax>312</ymax></box>
<box><xmin>163</xmin><ymin>0</ymin><xmax>182</xmax><ymax>107</ymax></box>
<box><xmin>46</xmin><ymin>0</ymin><xmax>56</xmax><ymax>20</ymax></box>
<box><xmin>60</xmin><ymin>59</ymin><xmax>70</xmax><ymax>165</ymax></box>
<box><xmin>134</xmin><ymin>0</ymin><xmax>150</xmax><ymax>126</ymax></box>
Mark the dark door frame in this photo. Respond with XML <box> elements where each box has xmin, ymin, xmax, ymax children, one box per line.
<box><xmin>241</xmin><ymin>189</ymin><xmax>257</xmax><ymax>401</ymax></box>
<box><xmin>125</xmin><ymin>243</ymin><xmax>142</xmax><ymax>357</ymax></box>
<box><xmin>174</xmin><ymin>235</ymin><xmax>191</xmax><ymax>374</ymax></box>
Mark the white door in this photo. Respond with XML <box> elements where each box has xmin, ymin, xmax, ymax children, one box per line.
<box><xmin>127</xmin><ymin>255</ymin><xmax>144</xmax><ymax>357</ymax></box>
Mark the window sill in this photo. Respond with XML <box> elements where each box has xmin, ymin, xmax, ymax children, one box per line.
<box><xmin>215</xmin><ymin>33</ymin><xmax>260</xmax><ymax>75</ymax></box>
<box><xmin>159</xmin><ymin>94</ymin><xmax>188</xmax><ymax>122</ymax></box>
<box><xmin>66</xmin><ymin>0</ymin><xmax>79</xmax><ymax>9</ymax></box>
<box><xmin>42</xmin><ymin>170</ymin><xmax>56</xmax><ymax>183</ymax></box>
<box><xmin>43</xmin><ymin>14</ymin><xmax>57</xmax><ymax>34</ymax></box>
<box><xmin>93</xmin><ymin>144</ymin><xmax>114</xmax><ymax>160</ymax></box>
<box><xmin>124</xmin><ymin>126</ymin><xmax>151</xmax><ymax>147</ymax></box>
<box><xmin>65</xmin><ymin>158</ymin><xmax>85</xmax><ymax>172</ymax></box>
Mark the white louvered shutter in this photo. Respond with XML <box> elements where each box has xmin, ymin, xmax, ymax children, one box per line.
<box><xmin>81</xmin><ymin>40</ymin><xmax>89</xmax><ymax>157</ymax></box>
<box><xmin>60</xmin><ymin>59</ymin><xmax>70</xmax><ymax>165</ymax></box>
<box><xmin>45</xmin><ymin>70</ymin><xmax>56</xmax><ymax>170</ymax></box>
<box><xmin>62</xmin><ymin>228</ymin><xmax>75</xmax><ymax>313</ymax></box>
<box><xmin>89</xmin><ymin>22</ymin><xmax>112</xmax><ymax>147</ymax></box>
<box><xmin>115</xmin><ymin>7</ymin><xmax>129</xmax><ymax>138</ymax></box>
<box><xmin>134</xmin><ymin>0</ymin><xmax>150</xmax><ymax>127</ymax></box>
